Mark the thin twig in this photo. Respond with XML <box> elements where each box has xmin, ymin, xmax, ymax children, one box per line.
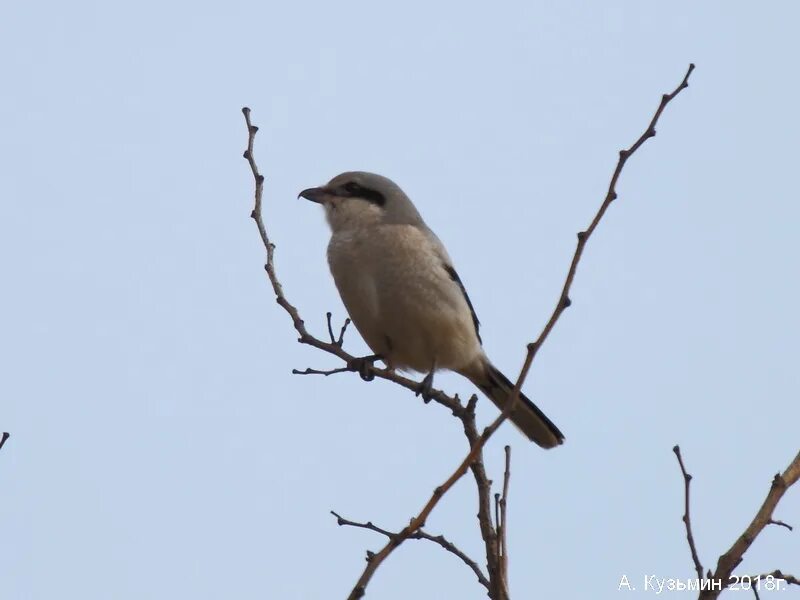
<box><xmin>331</xmin><ymin>511</ymin><xmax>490</xmax><ymax>591</ymax></box>
<box><xmin>673</xmin><ymin>446</ymin><xmax>704</xmax><ymax>581</ymax></box>
<box><xmin>326</xmin><ymin>312</ymin><xmax>337</xmax><ymax>344</ymax></box>
<box><xmin>507</xmin><ymin>63</ymin><xmax>695</xmax><ymax>408</ymax></box>
<box><xmin>767</xmin><ymin>519</ymin><xmax>793</xmax><ymax>531</ymax></box>
<box><xmin>737</xmin><ymin>570</ymin><xmax>800</xmax><ymax>599</ymax></box>
<box><xmin>748</xmin><ymin>570</ymin><xmax>799</xmax><ymax>587</ymax></box>
<box><xmin>498</xmin><ymin>445</ymin><xmax>511</xmax><ymax>592</ymax></box>
<box><xmin>700</xmin><ymin>451</ymin><xmax>800</xmax><ymax>600</ymax></box>
<box><xmin>337</xmin><ymin>318</ymin><xmax>351</xmax><ymax>347</ymax></box>
<box><xmin>292</xmin><ymin>366</ymin><xmax>352</xmax><ymax>377</ymax></box>
<box><xmin>0</xmin><ymin>432</ymin><xmax>9</xmax><ymax>452</ymax></box>
<box><xmin>324</xmin><ymin>312</ymin><xmax>351</xmax><ymax>347</ymax></box>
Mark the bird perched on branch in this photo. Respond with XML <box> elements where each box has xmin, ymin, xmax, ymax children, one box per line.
<box><xmin>300</xmin><ymin>172</ymin><xmax>564</xmax><ymax>448</ymax></box>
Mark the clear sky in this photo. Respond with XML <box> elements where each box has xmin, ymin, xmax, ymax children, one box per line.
<box><xmin>2</xmin><ymin>1</ymin><xmax>798</xmax><ymax>599</ymax></box>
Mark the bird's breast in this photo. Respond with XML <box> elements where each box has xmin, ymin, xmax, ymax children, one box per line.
<box><xmin>327</xmin><ymin>225</ymin><xmax>481</xmax><ymax>372</ymax></box>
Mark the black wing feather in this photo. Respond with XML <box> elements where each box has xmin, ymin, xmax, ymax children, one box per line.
<box><xmin>443</xmin><ymin>264</ymin><xmax>482</xmax><ymax>344</ymax></box>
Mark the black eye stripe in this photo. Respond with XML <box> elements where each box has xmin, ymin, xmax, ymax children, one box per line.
<box><xmin>340</xmin><ymin>182</ymin><xmax>386</xmax><ymax>206</ymax></box>
<box><xmin>359</xmin><ymin>188</ymin><xmax>386</xmax><ymax>206</ymax></box>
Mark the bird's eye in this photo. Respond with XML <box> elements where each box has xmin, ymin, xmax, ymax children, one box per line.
<box><xmin>343</xmin><ymin>182</ymin><xmax>361</xmax><ymax>195</ymax></box>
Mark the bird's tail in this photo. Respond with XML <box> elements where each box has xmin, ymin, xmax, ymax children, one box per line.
<box><xmin>465</xmin><ymin>361</ymin><xmax>565</xmax><ymax>449</ymax></box>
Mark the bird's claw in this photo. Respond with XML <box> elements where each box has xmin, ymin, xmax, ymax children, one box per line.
<box><xmin>416</xmin><ymin>371</ymin><xmax>435</xmax><ymax>403</ymax></box>
<box><xmin>346</xmin><ymin>355</ymin><xmax>382</xmax><ymax>382</ymax></box>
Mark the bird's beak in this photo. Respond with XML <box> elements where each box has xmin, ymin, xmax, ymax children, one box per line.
<box><xmin>298</xmin><ymin>186</ymin><xmax>329</xmax><ymax>204</ymax></box>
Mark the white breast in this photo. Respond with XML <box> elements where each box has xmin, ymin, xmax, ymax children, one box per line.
<box><xmin>328</xmin><ymin>224</ymin><xmax>482</xmax><ymax>373</ymax></box>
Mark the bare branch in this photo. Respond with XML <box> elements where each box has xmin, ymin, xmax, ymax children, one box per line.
<box><xmin>0</xmin><ymin>432</ymin><xmax>9</xmax><ymax>452</ymax></box>
<box><xmin>337</xmin><ymin>318</ymin><xmax>351</xmax><ymax>347</ymax></box>
<box><xmin>673</xmin><ymin>445</ymin><xmax>705</xmax><ymax>581</ymax></box>
<box><xmin>754</xmin><ymin>570</ymin><xmax>799</xmax><ymax>586</ymax></box>
<box><xmin>331</xmin><ymin>511</ymin><xmax>397</xmax><ymax>538</ymax></box>
<box><xmin>331</xmin><ymin>511</ymin><xmax>490</xmax><ymax>591</ymax></box>
<box><xmin>459</xmin><ymin>397</ymin><xmax>505</xmax><ymax>599</ymax></box>
<box><xmin>506</xmin><ymin>64</ymin><xmax>695</xmax><ymax>410</ymax></box>
<box><xmin>767</xmin><ymin>519</ymin><xmax>793</xmax><ymax>532</ymax></box>
<box><xmin>326</xmin><ymin>312</ymin><xmax>337</xmax><ymax>344</ymax></box>
<box><xmin>324</xmin><ymin>313</ymin><xmax>351</xmax><ymax>347</ymax></box>
<box><xmin>740</xmin><ymin>571</ymin><xmax>800</xmax><ymax>587</ymax></box>
<box><xmin>498</xmin><ymin>445</ymin><xmax>511</xmax><ymax>592</ymax></box>
<box><xmin>292</xmin><ymin>366</ymin><xmax>352</xmax><ymax>377</ymax></box>
<box><xmin>735</xmin><ymin>570</ymin><xmax>800</xmax><ymax>599</ymax></box>
<box><xmin>699</xmin><ymin>450</ymin><xmax>800</xmax><ymax>599</ymax></box>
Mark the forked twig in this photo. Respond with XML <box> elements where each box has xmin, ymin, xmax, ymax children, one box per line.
<box><xmin>331</xmin><ymin>511</ymin><xmax>490</xmax><ymax>590</ymax></box>
<box><xmin>672</xmin><ymin>446</ymin><xmax>800</xmax><ymax>600</ymax></box>
<box><xmin>700</xmin><ymin>451</ymin><xmax>800</xmax><ymax>599</ymax></box>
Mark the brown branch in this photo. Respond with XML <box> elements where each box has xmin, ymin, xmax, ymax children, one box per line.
<box><xmin>497</xmin><ymin>446</ymin><xmax>511</xmax><ymax>594</ymax></box>
<box><xmin>699</xmin><ymin>450</ymin><xmax>800</xmax><ymax>599</ymax></box>
<box><xmin>507</xmin><ymin>63</ymin><xmax>695</xmax><ymax>404</ymax></box>
<box><xmin>738</xmin><ymin>571</ymin><xmax>800</xmax><ymax>588</ymax></box>
<box><xmin>673</xmin><ymin>446</ymin><xmax>705</xmax><ymax>581</ymax></box>
<box><xmin>752</xmin><ymin>570</ymin><xmax>799</xmax><ymax>586</ymax></box>
<box><xmin>460</xmin><ymin>396</ymin><xmax>505</xmax><ymax>600</ymax></box>
<box><xmin>330</xmin><ymin>511</ymin><xmax>490</xmax><ymax>591</ymax></box>
<box><xmin>0</xmin><ymin>432</ymin><xmax>9</xmax><ymax>452</ymax></box>
<box><xmin>733</xmin><ymin>570</ymin><xmax>800</xmax><ymax>600</ymax></box>
<box><xmin>346</xmin><ymin>401</ymin><xmax>510</xmax><ymax>600</ymax></box>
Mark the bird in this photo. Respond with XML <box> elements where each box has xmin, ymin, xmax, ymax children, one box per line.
<box><xmin>299</xmin><ymin>172</ymin><xmax>564</xmax><ymax>449</ymax></box>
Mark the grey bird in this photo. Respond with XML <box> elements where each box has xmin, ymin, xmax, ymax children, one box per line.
<box><xmin>299</xmin><ymin>172</ymin><xmax>564</xmax><ymax>448</ymax></box>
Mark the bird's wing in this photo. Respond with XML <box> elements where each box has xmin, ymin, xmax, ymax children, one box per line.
<box><xmin>422</xmin><ymin>228</ymin><xmax>483</xmax><ymax>345</ymax></box>
<box><xmin>441</xmin><ymin>263</ymin><xmax>481</xmax><ymax>345</ymax></box>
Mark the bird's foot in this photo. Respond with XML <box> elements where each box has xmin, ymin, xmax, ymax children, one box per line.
<box><xmin>415</xmin><ymin>371</ymin><xmax>435</xmax><ymax>403</ymax></box>
<box><xmin>346</xmin><ymin>354</ymin><xmax>384</xmax><ymax>382</ymax></box>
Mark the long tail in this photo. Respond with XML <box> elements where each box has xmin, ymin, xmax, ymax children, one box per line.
<box><xmin>465</xmin><ymin>361</ymin><xmax>565</xmax><ymax>449</ymax></box>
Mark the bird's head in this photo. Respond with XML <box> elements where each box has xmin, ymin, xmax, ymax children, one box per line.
<box><xmin>299</xmin><ymin>171</ymin><xmax>423</xmax><ymax>232</ymax></box>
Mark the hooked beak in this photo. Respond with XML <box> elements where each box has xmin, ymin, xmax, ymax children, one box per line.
<box><xmin>298</xmin><ymin>186</ymin><xmax>330</xmax><ymax>204</ymax></box>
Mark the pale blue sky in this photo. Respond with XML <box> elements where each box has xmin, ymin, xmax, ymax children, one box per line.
<box><xmin>2</xmin><ymin>2</ymin><xmax>798</xmax><ymax>599</ymax></box>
